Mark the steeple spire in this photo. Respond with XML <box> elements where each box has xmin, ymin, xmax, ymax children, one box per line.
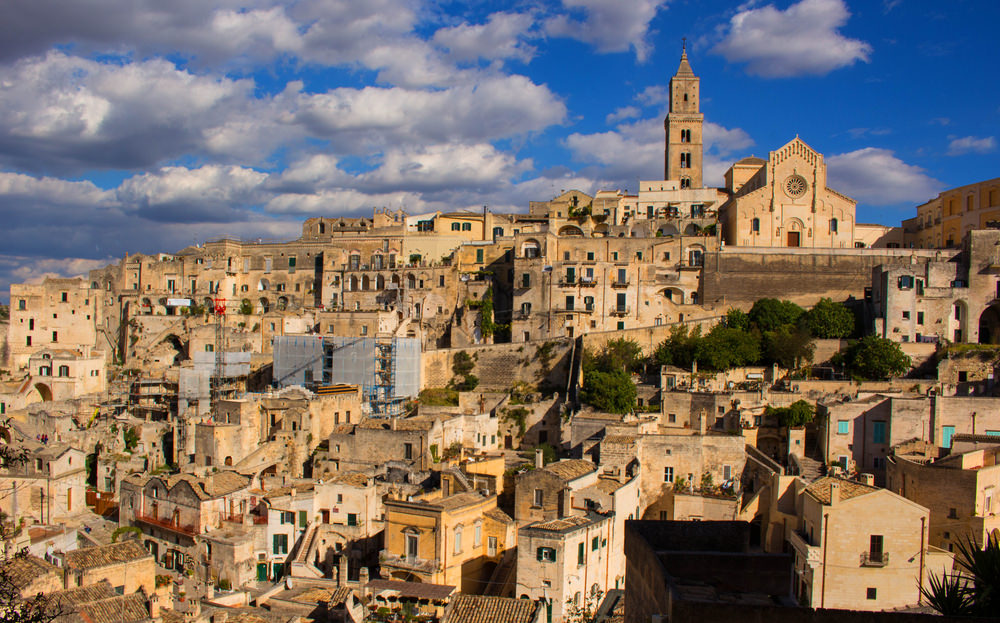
<box><xmin>676</xmin><ymin>39</ymin><xmax>694</xmax><ymax>77</ymax></box>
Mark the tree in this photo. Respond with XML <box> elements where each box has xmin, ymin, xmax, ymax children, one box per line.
<box><xmin>592</xmin><ymin>338</ymin><xmax>644</xmax><ymax>373</ymax></box>
<box><xmin>845</xmin><ymin>336</ymin><xmax>911</xmax><ymax>380</ymax></box>
<box><xmin>696</xmin><ymin>326</ymin><xmax>761</xmax><ymax>371</ymax></box>
<box><xmin>763</xmin><ymin>325</ymin><xmax>815</xmax><ymax>369</ymax></box>
<box><xmin>581</xmin><ymin>369</ymin><xmax>636</xmax><ymax>414</ymax></box>
<box><xmin>452</xmin><ymin>351</ymin><xmax>475</xmax><ymax>377</ymax></box>
<box><xmin>922</xmin><ymin>533</ymin><xmax>1000</xmax><ymax>616</ymax></box>
<box><xmin>802</xmin><ymin>298</ymin><xmax>855</xmax><ymax>339</ymax></box>
<box><xmin>238</xmin><ymin>299</ymin><xmax>254</xmax><ymax>315</ymax></box>
<box><xmin>724</xmin><ymin>308</ymin><xmax>751</xmax><ymax>332</ymax></box>
<box><xmin>749</xmin><ymin>298</ymin><xmax>805</xmax><ymax>332</ymax></box>
<box><xmin>652</xmin><ymin>325</ymin><xmax>702</xmax><ymax>370</ymax></box>
<box><xmin>765</xmin><ymin>400</ymin><xmax>815</xmax><ymax>428</ymax></box>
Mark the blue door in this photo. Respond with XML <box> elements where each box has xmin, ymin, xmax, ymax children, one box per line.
<box><xmin>942</xmin><ymin>426</ymin><xmax>955</xmax><ymax>449</ymax></box>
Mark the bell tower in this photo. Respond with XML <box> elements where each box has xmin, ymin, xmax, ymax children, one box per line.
<box><xmin>664</xmin><ymin>41</ymin><xmax>704</xmax><ymax>188</ymax></box>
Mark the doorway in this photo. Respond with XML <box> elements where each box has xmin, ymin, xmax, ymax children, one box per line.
<box><xmin>787</xmin><ymin>231</ymin><xmax>801</xmax><ymax>247</ymax></box>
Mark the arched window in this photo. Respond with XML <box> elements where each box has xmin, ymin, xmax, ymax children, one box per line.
<box><xmin>454</xmin><ymin>525</ymin><xmax>463</xmax><ymax>555</ymax></box>
<box><xmin>751</xmin><ymin>217</ymin><xmax>760</xmax><ymax>233</ymax></box>
<box><xmin>58</xmin><ymin>365</ymin><xmax>69</xmax><ymax>377</ymax></box>
<box><xmin>39</xmin><ymin>366</ymin><xmax>51</xmax><ymax>377</ymax></box>
<box><xmin>831</xmin><ymin>218</ymin><xmax>839</xmax><ymax>233</ymax></box>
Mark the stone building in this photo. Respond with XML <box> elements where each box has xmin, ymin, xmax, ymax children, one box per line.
<box><xmin>818</xmin><ymin>393</ymin><xmax>1000</xmax><ymax>483</ymax></box>
<box><xmin>514</xmin><ymin>458</ymin><xmax>598</xmax><ymax>526</ymax></box>
<box><xmin>887</xmin><ymin>444</ymin><xmax>1000</xmax><ymax>552</ymax></box>
<box><xmin>60</xmin><ymin>540</ymin><xmax>155</xmax><ymax>595</ymax></box>
<box><xmin>787</xmin><ymin>477</ymin><xmax>951</xmax><ymax>611</ymax></box>
<box><xmin>117</xmin><ymin>470</ymin><xmax>253</xmax><ymax>577</ymax></box>
<box><xmin>903</xmin><ymin>176</ymin><xmax>1000</xmax><ymax>249</ymax></box>
<box><xmin>719</xmin><ymin>137</ymin><xmax>858</xmax><ymax>249</ymax></box>
<box><xmin>25</xmin><ymin>348</ymin><xmax>106</xmax><ymax>402</ymax></box>
<box><xmin>380</xmin><ymin>490</ymin><xmax>515</xmax><ymax>593</ymax></box>
<box><xmin>0</xmin><ymin>443</ymin><xmax>86</xmax><ymax>524</ymax></box>
<box><xmin>515</xmin><ymin>511</ymin><xmax>614</xmax><ymax>623</ymax></box>
<box><xmin>871</xmin><ymin>229</ymin><xmax>1000</xmax><ymax>344</ymax></box>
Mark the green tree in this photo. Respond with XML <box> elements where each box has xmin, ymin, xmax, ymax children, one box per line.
<box><xmin>581</xmin><ymin>369</ymin><xmax>636</xmax><ymax>414</ymax></box>
<box><xmin>652</xmin><ymin>325</ymin><xmax>702</xmax><ymax>370</ymax></box>
<box><xmin>696</xmin><ymin>326</ymin><xmax>761</xmax><ymax>371</ymax></box>
<box><xmin>724</xmin><ymin>308</ymin><xmax>751</xmax><ymax>332</ymax></box>
<box><xmin>749</xmin><ymin>298</ymin><xmax>805</xmax><ymax>332</ymax></box>
<box><xmin>239</xmin><ymin>299</ymin><xmax>254</xmax><ymax>315</ymax></box>
<box><xmin>765</xmin><ymin>400</ymin><xmax>815</xmax><ymax>428</ymax></box>
<box><xmin>845</xmin><ymin>336</ymin><xmax>911</xmax><ymax>380</ymax></box>
<box><xmin>592</xmin><ymin>338</ymin><xmax>644</xmax><ymax>373</ymax></box>
<box><xmin>764</xmin><ymin>325</ymin><xmax>815</xmax><ymax>369</ymax></box>
<box><xmin>802</xmin><ymin>298</ymin><xmax>855</xmax><ymax>339</ymax></box>
<box><xmin>452</xmin><ymin>351</ymin><xmax>475</xmax><ymax>377</ymax></box>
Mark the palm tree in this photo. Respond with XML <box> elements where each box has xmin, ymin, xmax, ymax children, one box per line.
<box><xmin>922</xmin><ymin>532</ymin><xmax>1000</xmax><ymax>616</ymax></box>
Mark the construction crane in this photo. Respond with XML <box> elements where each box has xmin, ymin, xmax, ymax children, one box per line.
<box><xmin>209</xmin><ymin>297</ymin><xmax>228</xmax><ymax>415</ymax></box>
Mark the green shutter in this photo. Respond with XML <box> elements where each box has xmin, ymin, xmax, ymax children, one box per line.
<box><xmin>299</xmin><ymin>510</ymin><xmax>307</xmax><ymax>528</ymax></box>
<box><xmin>272</xmin><ymin>534</ymin><xmax>280</xmax><ymax>554</ymax></box>
<box><xmin>536</xmin><ymin>547</ymin><xmax>543</xmax><ymax>561</ymax></box>
<box><xmin>578</xmin><ymin>542</ymin><xmax>584</xmax><ymax>565</ymax></box>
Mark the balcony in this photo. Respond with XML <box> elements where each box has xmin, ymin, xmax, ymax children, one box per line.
<box><xmin>860</xmin><ymin>551</ymin><xmax>889</xmax><ymax>567</ymax></box>
<box><xmin>379</xmin><ymin>550</ymin><xmax>440</xmax><ymax>574</ymax></box>
<box><xmin>609</xmin><ymin>306</ymin><xmax>630</xmax><ymax>316</ymax></box>
<box><xmin>558</xmin><ymin>277</ymin><xmax>577</xmax><ymax>287</ymax></box>
<box><xmin>514</xmin><ymin>310</ymin><xmax>531</xmax><ymax>320</ymax></box>
<box><xmin>579</xmin><ymin>277</ymin><xmax>597</xmax><ymax>287</ymax></box>
<box><xmin>611</xmin><ymin>279</ymin><xmax>630</xmax><ymax>288</ymax></box>
<box><xmin>788</xmin><ymin>530</ymin><xmax>821</xmax><ymax>565</ymax></box>
<box><xmin>135</xmin><ymin>514</ymin><xmax>198</xmax><ymax>537</ymax></box>
<box><xmin>555</xmin><ymin>306</ymin><xmax>593</xmax><ymax>314</ymax></box>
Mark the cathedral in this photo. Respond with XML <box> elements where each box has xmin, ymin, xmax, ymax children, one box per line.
<box><xmin>663</xmin><ymin>48</ymin><xmax>862</xmax><ymax>249</ymax></box>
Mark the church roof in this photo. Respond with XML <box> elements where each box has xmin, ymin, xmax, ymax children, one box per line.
<box><xmin>735</xmin><ymin>157</ymin><xmax>767</xmax><ymax>166</ymax></box>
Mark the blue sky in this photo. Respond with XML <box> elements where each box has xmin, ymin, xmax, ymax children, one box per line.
<box><xmin>0</xmin><ymin>0</ymin><xmax>997</xmax><ymax>299</ymax></box>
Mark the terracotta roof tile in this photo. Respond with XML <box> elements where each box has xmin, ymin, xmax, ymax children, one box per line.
<box><xmin>3</xmin><ymin>555</ymin><xmax>59</xmax><ymax>590</ymax></box>
<box><xmin>543</xmin><ymin>459</ymin><xmax>596</xmax><ymax>481</ymax></box>
<box><xmin>446</xmin><ymin>594</ymin><xmax>539</xmax><ymax>623</ymax></box>
<box><xmin>803</xmin><ymin>476</ymin><xmax>878</xmax><ymax>505</ymax></box>
<box><xmin>63</xmin><ymin>541</ymin><xmax>152</xmax><ymax>571</ymax></box>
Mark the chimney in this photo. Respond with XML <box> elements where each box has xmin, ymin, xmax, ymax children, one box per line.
<box><xmin>698</xmin><ymin>410</ymin><xmax>707</xmax><ymax>436</ymax></box>
<box><xmin>339</xmin><ymin>555</ymin><xmax>348</xmax><ymax>587</ymax></box>
<box><xmin>360</xmin><ymin>566</ymin><xmax>370</xmax><ymax>586</ymax></box>
<box><xmin>391</xmin><ymin>417</ymin><xmax>397</xmax><ymax>431</ymax></box>
<box><xmin>148</xmin><ymin>593</ymin><xmax>160</xmax><ymax>619</ymax></box>
<box><xmin>535</xmin><ymin>448</ymin><xmax>544</xmax><ymax>469</ymax></box>
<box><xmin>859</xmin><ymin>473</ymin><xmax>875</xmax><ymax>486</ymax></box>
<box><xmin>829</xmin><ymin>481</ymin><xmax>840</xmax><ymax>506</ymax></box>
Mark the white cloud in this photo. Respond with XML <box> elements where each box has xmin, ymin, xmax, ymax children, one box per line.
<box><xmin>116</xmin><ymin>165</ymin><xmax>269</xmax><ymax>222</ymax></box>
<box><xmin>606</xmin><ymin>106</ymin><xmax>641</xmax><ymax>124</ymax></box>
<box><xmin>546</xmin><ymin>0</ymin><xmax>667</xmax><ymax>62</ymax></box>
<box><xmin>0</xmin><ymin>52</ymin><xmax>271</xmax><ymax>172</ymax></box>
<box><xmin>636</xmin><ymin>85</ymin><xmax>668</xmax><ymax>107</ymax></box>
<box><xmin>712</xmin><ymin>0</ymin><xmax>871</xmax><ymax>77</ymax></box>
<box><xmin>360</xmin><ymin>143</ymin><xmax>529</xmax><ymax>192</ymax></box>
<box><xmin>433</xmin><ymin>12</ymin><xmax>537</xmax><ymax>63</ymax></box>
<box><xmin>947</xmin><ymin>135</ymin><xmax>996</xmax><ymax>156</ymax></box>
<box><xmin>826</xmin><ymin>147</ymin><xmax>942</xmax><ymax>205</ymax></box>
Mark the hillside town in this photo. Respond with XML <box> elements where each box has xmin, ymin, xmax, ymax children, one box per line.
<box><xmin>2</xmin><ymin>48</ymin><xmax>1000</xmax><ymax>623</ymax></box>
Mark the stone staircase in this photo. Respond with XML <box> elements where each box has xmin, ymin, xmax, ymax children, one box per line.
<box><xmin>791</xmin><ymin>454</ymin><xmax>824</xmax><ymax>482</ymax></box>
<box><xmin>290</xmin><ymin>523</ymin><xmax>324</xmax><ymax>578</ymax></box>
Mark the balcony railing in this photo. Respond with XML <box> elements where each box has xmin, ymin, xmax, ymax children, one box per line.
<box><xmin>379</xmin><ymin>550</ymin><xmax>440</xmax><ymax>574</ymax></box>
<box><xmin>609</xmin><ymin>306</ymin><xmax>630</xmax><ymax>316</ymax></box>
<box><xmin>611</xmin><ymin>279</ymin><xmax>630</xmax><ymax>288</ymax></box>
<box><xmin>860</xmin><ymin>551</ymin><xmax>888</xmax><ymax>567</ymax></box>
<box><xmin>559</xmin><ymin>277</ymin><xmax>577</xmax><ymax>287</ymax></box>
<box><xmin>135</xmin><ymin>514</ymin><xmax>198</xmax><ymax>537</ymax></box>
<box><xmin>579</xmin><ymin>277</ymin><xmax>597</xmax><ymax>287</ymax></box>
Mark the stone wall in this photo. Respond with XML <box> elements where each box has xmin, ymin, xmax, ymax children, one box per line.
<box><xmin>581</xmin><ymin>314</ymin><xmax>723</xmax><ymax>357</ymax></box>
<box><xmin>421</xmin><ymin>339</ymin><xmax>574</xmax><ymax>390</ymax></box>
<box><xmin>701</xmin><ymin>248</ymin><xmax>938</xmax><ymax>308</ymax></box>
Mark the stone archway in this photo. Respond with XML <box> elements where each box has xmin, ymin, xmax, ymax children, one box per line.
<box><xmin>32</xmin><ymin>383</ymin><xmax>52</xmax><ymax>402</ymax></box>
<box><xmin>979</xmin><ymin>304</ymin><xmax>1000</xmax><ymax>344</ymax></box>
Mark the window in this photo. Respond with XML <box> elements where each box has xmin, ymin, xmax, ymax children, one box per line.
<box><xmin>830</xmin><ymin>218</ymin><xmax>838</xmax><ymax>233</ymax></box>
<box><xmin>451</xmin><ymin>223</ymin><xmax>460</xmax><ymax>231</ymax></box>
<box><xmin>281</xmin><ymin>511</ymin><xmax>294</xmax><ymax>524</ymax></box>
<box><xmin>51</xmin><ymin>331</ymin><xmax>58</xmax><ymax>343</ymax></box>
<box><xmin>680</xmin><ymin>152</ymin><xmax>691</xmax><ymax>169</ymax></box>
<box><xmin>577</xmin><ymin>542</ymin><xmax>585</xmax><ymax>565</ymax></box>
<box><xmin>680</xmin><ymin>128</ymin><xmax>691</xmax><ymax>143</ymax></box>
<box><xmin>60</xmin><ymin>292</ymin><xmax>67</xmax><ymax>302</ymax></box>
<box><xmin>462</xmin><ymin>223</ymin><xmax>472</xmax><ymax>231</ymax></box>
<box><xmin>58</xmin><ymin>365</ymin><xmax>69</xmax><ymax>377</ymax></box>
<box><xmin>18</xmin><ymin>300</ymin><xmax>25</xmax><ymax>311</ymax></box>
<box><xmin>948</xmin><ymin>508</ymin><xmax>958</xmax><ymax>519</ymax></box>
<box><xmin>751</xmin><ymin>218</ymin><xmax>760</xmax><ymax>233</ymax></box>
<box><xmin>533</xmin><ymin>489</ymin><xmax>544</xmax><ymax>507</ymax></box>
<box><xmin>902</xmin><ymin>311</ymin><xmax>910</xmax><ymax>320</ymax></box>
<box><xmin>404</xmin><ymin>443</ymin><xmax>413</xmax><ymax>460</ymax></box>
<box><xmin>476</xmin><ymin>249</ymin><xmax>484</xmax><ymax>263</ymax></box>
<box><xmin>838</xmin><ymin>420</ymin><xmax>850</xmax><ymax>435</ymax></box>
<box><xmin>273</xmin><ymin>534</ymin><xmax>288</xmax><ymax>555</ymax></box>
<box><xmin>723</xmin><ymin>465</ymin><xmax>732</xmax><ymax>481</ymax></box>
<box><xmin>454</xmin><ymin>526</ymin><xmax>462</xmax><ymax>554</ymax></box>
<box><xmin>873</xmin><ymin>421</ymin><xmax>886</xmax><ymax>444</ymax></box>
<box><xmin>869</xmin><ymin>535</ymin><xmax>884</xmax><ymax>563</ymax></box>
<box><xmin>897</xmin><ymin>275</ymin><xmax>915</xmax><ymax>289</ymax></box>
<box><xmin>474</xmin><ymin>523</ymin><xmax>482</xmax><ymax>547</ymax></box>
<box><xmin>664</xmin><ymin>467</ymin><xmax>674</xmax><ymax>482</ymax></box>
<box><xmin>867</xmin><ymin>588</ymin><xmax>877</xmax><ymax>600</ymax></box>
<box><xmin>917</xmin><ymin>311</ymin><xmax>924</xmax><ymax>325</ymax></box>
<box><xmin>536</xmin><ymin>547</ymin><xmax>556</xmax><ymax>562</ymax></box>
<box><xmin>288</xmin><ymin>256</ymin><xmax>296</xmax><ymax>268</ymax></box>
<box><xmin>406</xmin><ymin>534</ymin><xmax>419</xmax><ymax>559</ymax></box>
<box><xmin>521</xmin><ymin>274</ymin><xmax>530</xmax><ymax>288</ymax></box>
<box><xmin>26</xmin><ymin>336</ymin><xmax>31</xmax><ymax>347</ymax></box>
<box><xmin>587</xmin><ymin>252</ymin><xmax>594</xmax><ymax>261</ymax></box>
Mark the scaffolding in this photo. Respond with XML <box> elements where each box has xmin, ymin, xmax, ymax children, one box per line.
<box><xmin>210</xmin><ymin>297</ymin><xmax>227</xmax><ymax>414</ymax></box>
<box><xmin>370</xmin><ymin>337</ymin><xmax>403</xmax><ymax>418</ymax></box>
